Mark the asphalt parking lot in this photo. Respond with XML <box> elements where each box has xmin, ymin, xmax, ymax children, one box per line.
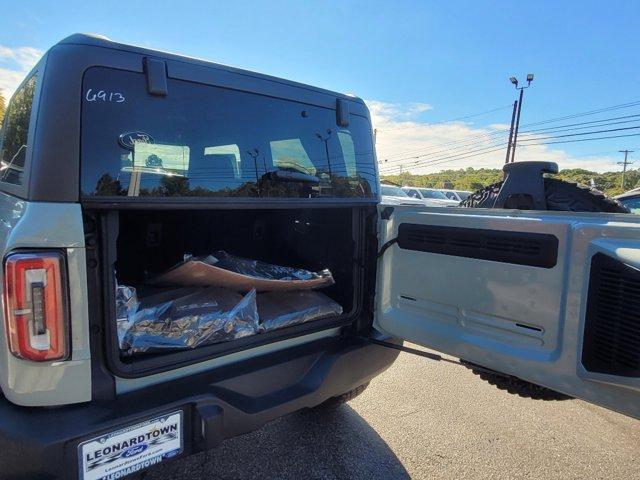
<box><xmin>146</xmin><ymin>344</ymin><xmax>639</xmax><ymax>480</ymax></box>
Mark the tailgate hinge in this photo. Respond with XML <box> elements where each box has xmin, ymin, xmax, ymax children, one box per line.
<box><xmin>351</xmin><ymin>334</ymin><xmax>505</xmax><ymax>376</ymax></box>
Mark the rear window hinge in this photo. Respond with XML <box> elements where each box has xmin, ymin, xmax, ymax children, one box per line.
<box><xmin>144</xmin><ymin>57</ymin><xmax>168</xmax><ymax>96</ymax></box>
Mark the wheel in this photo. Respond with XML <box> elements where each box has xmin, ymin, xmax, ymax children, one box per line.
<box><xmin>459</xmin><ymin>177</ymin><xmax>626</xmax><ymax>400</ymax></box>
<box><xmin>463</xmin><ymin>362</ymin><xmax>570</xmax><ymax>400</ymax></box>
<box><xmin>460</xmin><ymin>177</ymin><xmax>629</xmax><ymax>213</ymax></box>
<box><xmin>313</xmin><ymin>382</ymin><xmax>370</xmax><ymax>409</ymax></box>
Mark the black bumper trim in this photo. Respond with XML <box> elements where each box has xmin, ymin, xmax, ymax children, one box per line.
<box><xmin>0</xmin><ymin>332</ymin><xmax>399</xmax><ymax>479</ymax></box>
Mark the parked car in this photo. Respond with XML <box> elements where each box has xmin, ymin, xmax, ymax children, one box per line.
<box><xmin>438</xmin><ymin>188</ymin><xmax>472</xmax><ymax>202</ymax></box>
<box><xmin>0</xmin><ymin>34</ymin><xmax>639</xmax><ymax>479</ymax></box>
<box><xmin>615</xmin><ymin>188</ymin><xmax>640</xmax><ymax>213</ymax></box>
<box><xmin>402</xmin><ymin>186</ymin><xmax>460</xmax><ymax>207</ymax></box>
<box><xmin>380</xmin><ymin>184</ymin><xmax>425</xmax><ymax>206</ymax></box>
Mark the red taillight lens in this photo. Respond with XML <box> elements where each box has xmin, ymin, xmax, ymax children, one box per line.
<box><xmin>3</xmin><ymin>252</ymin><xmax>68</xmax><ymax>361</ymax></box>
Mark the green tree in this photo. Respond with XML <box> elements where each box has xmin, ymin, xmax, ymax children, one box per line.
<box><xmin>381</xmin><ymin>167</ymin><xmax>635</xmax><ymax>197</ymax></box>
<box><xmin>0</xmin><ymin>90</ymin><xmax>6</xmax><ymax>126</ymax></box>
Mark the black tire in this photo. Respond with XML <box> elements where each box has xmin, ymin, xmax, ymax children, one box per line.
<box><xmin>460</xmin><ymin>178</ymin><xmax>629</xmax><ymax>213</ymax></box>
<box><xmin>313</xmin><ymin>382</ymin><xmax>370</xmax><ymax>410</ymax></box>
<box><xmin>464</xmin><ymin>363</ymin><xmax>570</xmax><ymax>401</ymax></box>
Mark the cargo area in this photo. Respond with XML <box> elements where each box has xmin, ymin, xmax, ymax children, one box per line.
<box><xmin>85</xmin><ymin>206</ymin><xmax>376</xmax><ymax>376</ymax></box>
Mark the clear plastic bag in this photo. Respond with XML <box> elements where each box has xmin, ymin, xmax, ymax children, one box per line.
<box><xmin>204</xmin><ymin>251</ymin><xmax>329</xmax><ymax>281</ymax></box>
<box><xmin>120</xmin><ymin>287</ymin><xmax>259</xmax><ymax>356</ymax></box>
<box><xmin>115</xmin><ymin>282</ymin><xmax>139</xmax><ymax>345</ymax></box>
<box><xmin>257</xmin><ymin>290</ymin><xmax>343</xmax><ymax>332</ymax></box>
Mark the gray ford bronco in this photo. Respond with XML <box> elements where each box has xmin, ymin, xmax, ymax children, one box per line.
<box><xmin>0</xmin><ymin>34</ymin><xmax>639</xmax><ymax>479</ymax></box>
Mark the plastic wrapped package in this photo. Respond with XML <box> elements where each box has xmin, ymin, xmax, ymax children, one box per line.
<box><xmin>150</xmin><ymin>250</ymin><xmax>334</xmax><ymax>291</ymax></box>
<box><xmin>207</xmin><ymin>251</ymin><xmax>326</xmax><ymax>281</ymax></box>
<box><xmin>257</xmin><ymin>290</ymin><xmax>343</xmax><ymax>332</ymax></box>
<box><xmin>115</xmin><ymin>283</ymin><xmax>139</xmax><ymax>344</ymax></box>
<box><xmin>120</xmin><ymin>287</ymin><xmax>259</xmax><ymax>356</ymax></box>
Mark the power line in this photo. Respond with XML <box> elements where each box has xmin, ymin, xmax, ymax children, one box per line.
<box><xmin>379</xmin><ymin>113</ymin><xmax>640</xmax><ymax>165</ymax></box>
<box><xmin>379</xmin><ymin>146</ymin><xmax>508</xmax><ymax>175</ymax></box>
<box><xmin>375</xmin><ymin>104</ymin><xmax>513</xmax><ymax>133</ymax></box>
<box><xmin>517</xmin><ymin>100</ymin><xmax>640</xmax><ymax>128</ymax></box>
<box><xmin>379</xmin><ymin>144</ymin><xmax>508</xmax><ymax>174</ymax></box>
<box><xmin>517</xmin><ymin>132</ymin><xmax>640</xmax><ymax>146</ymax></box>
<box><xmin>380</xmin><ymin>130</ymin><xmax>640</xmax><ymax>175</ymax></box>
<box><xmin>518</xmin><ymin>125</ymin><xmax>640</xmax><ymax>143</ymax></box>
<box><xmin>519</xmin><ymin>114</ymin><xmax>640</xmax><ymax>136</ymax></box>
<box><xmin>378</xmin><ymin>100</ymin><xmax>640</xmax><ymax>163</ymax></box>
<box><xmin>380</xmin><ymin>115</ymin><xmax>640</xmax><ymax>166</ymax></box>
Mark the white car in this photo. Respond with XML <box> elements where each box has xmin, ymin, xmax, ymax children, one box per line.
<box><xmin>380</xmin><ymin>184</ymin><xmax>425</xmax><ymax>206</ymax></box>
<box><xmin>439</xmin><ymin>189</ymin><xmax>472</xmax><ymax>203</ymax></box>
<box><xmin>402</xmin><ymin>187</ymin><xmax>460</xmax><ymax>207</ymax></box>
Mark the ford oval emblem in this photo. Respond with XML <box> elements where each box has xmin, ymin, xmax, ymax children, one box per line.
<box><xmin>118</xmin><ymin>131</ymin><xmax>154</xmax><ymax>150</ymax></box>
<box><xmin>122</xmin><ymin>444</ymin><xmax>148</xmax><ymax>458</ymax></box>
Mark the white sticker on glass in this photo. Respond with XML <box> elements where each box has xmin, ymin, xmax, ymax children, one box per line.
<box><xmin>85</xmin><ymin>89</ymin><xmax>125</xmax><ymax>103</ymax></box>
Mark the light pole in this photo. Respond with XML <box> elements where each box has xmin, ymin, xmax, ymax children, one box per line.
<box><xmin>505</xmin><ymin>73</ymin><xmax>534</xmax><ymax>163</ymax></box>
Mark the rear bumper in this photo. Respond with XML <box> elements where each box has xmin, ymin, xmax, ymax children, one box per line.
<box><xmin>0</xmin><ymin>332</ymin><xmax>399</xmax><ymax>479</ymax></box>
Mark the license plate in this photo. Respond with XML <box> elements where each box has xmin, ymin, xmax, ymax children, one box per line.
<box><xmin>78</xmin><ymin>410</ymin><xmax>183</xmax><ymax>480</ymax></box>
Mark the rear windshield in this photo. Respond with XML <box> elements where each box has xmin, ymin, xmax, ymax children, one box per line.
<box><xmin>419</xmin><ymin>189</ymin><xmax>447</xmax><ymax>199</ymax></box>
<box><xmin>81</xmin><ymin>67</ymin><xmax>376</xmax><ymax>199</ymax></box>
<box><xmin>380</xmin><ymin>185</ymin><xmax>408</xmax><ymax>197</ymax></box>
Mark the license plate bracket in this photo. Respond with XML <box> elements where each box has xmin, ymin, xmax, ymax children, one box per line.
<box><xmin>77</xmin><ymin>410</ymin><xmax>183</xmax><ymax>480</ymax></box>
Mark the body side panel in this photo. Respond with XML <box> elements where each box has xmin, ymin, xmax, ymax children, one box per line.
<box><xmin>0</xmin><ymin>193</ymin><xmax>91</xmax><ymax>406</ymax></box>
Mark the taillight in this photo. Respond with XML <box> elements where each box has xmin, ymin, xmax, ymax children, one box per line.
<box><xmin>3</xmin><ymin>252</ymin><xmax>68</xmax><ymax>361</ymax></box>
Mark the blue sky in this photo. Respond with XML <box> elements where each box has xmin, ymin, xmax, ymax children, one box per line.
<box><xmin>1</xmin><ymin>0</ymin><xmax>638</xmax><ymax>172</ymax></box>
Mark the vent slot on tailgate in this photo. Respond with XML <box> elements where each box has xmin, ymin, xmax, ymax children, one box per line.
<box><xmin>396</xmin><ymin>224</ymin><xmax>558</xmax><ymax>268</ymax></box>
<box><xmin>582</xmin><ymin>253</ymin><xmax>640</xmax><ymax>377</ymax></box>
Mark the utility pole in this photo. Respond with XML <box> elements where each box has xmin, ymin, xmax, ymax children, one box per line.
<box><xmin>618</xmin><ymin>149</ymin><xmax>634</xmax><ymax>190</ymax></box>
<box><xmin>504</xmin><ymin>100</ymin><xmax>518</xmax><ymax>164</ymax></box>
<box><xmin>506</xmin><ymin>74</ymin><xmax>534</xmax><ymax>163</ymax></box>
<box><xmin>510</xmin><ymin>87</ymin><xmax>525</xmax><ymax>163</ymax></box>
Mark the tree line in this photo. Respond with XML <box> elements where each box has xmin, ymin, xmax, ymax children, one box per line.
<box><xmin>0</xmin><ymin>91</ymin><xmax>5</xmax><ymax>125</ymax></box>
<box><xmin>381</xmin><ymin>167</ymin><xmax>637</xmax><ymax>197</ymax></box>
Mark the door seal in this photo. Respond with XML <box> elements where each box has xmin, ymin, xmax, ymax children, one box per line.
<box><xmin>377</xmin><ymin>238</ymin><xmax>397</xmax><ymax>258</ymax></box>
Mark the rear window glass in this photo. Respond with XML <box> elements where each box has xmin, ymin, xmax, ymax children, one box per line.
<box><xmin>81</xmin><ymin>67</ymin><xmax>376</xmax><ymax>199</ymax></box>
<box><xmin>0</xmin><ymin>74</ymin><xmax>37</xmax><ymax>186</ymax></box>
<box><xmin>419</xmin><ymin>189</ymin><xmax>447</xmax><ymax>199</ymax></box>
<box><xmin>380</xmin><ymin>185</ymin><xmax>408</xmax><ymax>197</ymax></box>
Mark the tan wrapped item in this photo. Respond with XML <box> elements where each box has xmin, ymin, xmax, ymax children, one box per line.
<box><xmin>150</xmin><ymin>251</ymin><xmax>334</xmax><ymax>292</ymax></box>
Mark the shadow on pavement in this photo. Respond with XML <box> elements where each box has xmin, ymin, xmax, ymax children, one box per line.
<box><xmin>145</xmin><ymin>405</ymin><xmax>409</xmax><ymax>480</ymax></box>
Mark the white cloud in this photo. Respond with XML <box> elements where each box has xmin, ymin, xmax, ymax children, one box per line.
<box><xmin>0</xmin><ymin>46</ymin><xmax>43</xmax><ymax>99</ymax></box>
<box><xmin>368</xmin><ymin>100</ymin><xmax>620</xmax><ymax>174</ymax></box>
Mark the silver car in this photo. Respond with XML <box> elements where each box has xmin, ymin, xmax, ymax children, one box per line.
<box><xmin>402</xmin><ymin>186</ymin><xmax>460</xmax><ymax>207</ymax></box>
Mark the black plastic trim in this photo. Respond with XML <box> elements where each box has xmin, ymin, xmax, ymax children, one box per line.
<box><xmin>582</xmin><ymin>253</ymin><xmax>640</xmax><ymax>377</ymax></box>
<box><xmin>397</xmin><ymin>223</ymin><xmax>559</xmax><ymax>268</ymax></box>
<box><xmin>336</xmin><ymin>98</ymin><xmax>350</xmax><ymax>127</ymax></box>
<box><xmin>83</xmin><ymin>212</ymin><xmax>117</xmax><ymax>400</ymax></box>
<box><xmin>0</xmin><ymin>331</ymin><xmax>399</xmax><ymax>479</ymax></box>
<box><xmin>144</xmin><ymin>57</ymin><xmax>168</xmax><ymax>96</ymax></box>
<box><xmin>81</xmin><ymin>196</ymin><xmax>379</xmax><ymax>210</ymax></box>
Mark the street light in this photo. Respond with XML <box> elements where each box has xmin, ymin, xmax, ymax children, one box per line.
<box><xmin>504</xmin><ymin>73</ymin><xmax>535</xmax><ymax>164</ymax></box>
